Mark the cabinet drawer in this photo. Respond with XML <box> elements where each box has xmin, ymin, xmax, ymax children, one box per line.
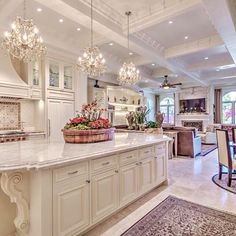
<box><xmin>155</xmin><ymin>143</ymin><xmax>166</xmax><ymax>155</ymax></box>
<box><xmin>120</xmin><ymin>150</ymin><xmax>138</xmax><ymax>166</ymax></box>
<box><xmin>139</xmin><ymin>146</ymin><xmax>155</xmax><ymax>160</ymax></box>
<box><xmin>53</xmin><ymin>161</ymin><xmax>88</xmax><ymax>183</ymax></box>
<box><xmin>91</xmin><ymin>155</ymin><xmax>117</xmax><ymax>173</ymax></box>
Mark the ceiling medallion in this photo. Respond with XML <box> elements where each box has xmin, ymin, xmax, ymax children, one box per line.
<box><xmin>1</xmin><ymin>0</ymin><xmax>46</xmax><ymax>62</ymax></box>
<box><xmin>118</xmin><ymin>11</ymin><xmax>141</xmax><ymax>86</ymax></box>
<box><xmin>77</xmin><ymin>0</ymin><xmax>106</xmax><ymax>78</ymax></box>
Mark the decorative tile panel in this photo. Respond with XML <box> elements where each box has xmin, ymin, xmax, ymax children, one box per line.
<box><xmin>0</xmin><ymin>101</ymin><xmax>21</xmax><ymax>130</ymax></box>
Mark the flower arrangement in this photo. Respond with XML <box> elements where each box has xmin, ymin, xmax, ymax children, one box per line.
<box><xmin>64</xmin><ymin>100</ymin><xmax>112</xmax><ymax>130</ymax></box>
<box><xmin>125</xmin><ymin>106</ymin><xmax>150</xmax><ymax>130</ymax></box>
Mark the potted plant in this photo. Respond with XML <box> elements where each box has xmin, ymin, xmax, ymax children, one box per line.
<box><xmin>62</xmin><ymin>101</ymin><xmax>115</xmax><ymax>143</ymax></box>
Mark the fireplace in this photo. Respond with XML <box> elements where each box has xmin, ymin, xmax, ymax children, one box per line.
<box><xmin>182</xmin><ymin>120</ymin><xmax>203</xmax><ymax>131</ymax></box>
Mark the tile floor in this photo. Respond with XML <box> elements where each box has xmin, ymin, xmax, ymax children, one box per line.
<box><xmin>84</xmin><ymin>150</ymin><xmax>236</xmax><ymax>236</ymax></box>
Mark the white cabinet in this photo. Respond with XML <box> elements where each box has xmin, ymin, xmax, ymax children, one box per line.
<box><xmin>47</xmin><ymin>59</ymin><xmax>74</xmax><ymax>91</ymax></box>
<box><xmin>48</xmin><ymin>99</ymin><xmax>74</xmax><ymax>140</ymax></box>
<box><xmin>120</xmin><ymin>163</ymin><xmax>138</xmax><ymax>207</ymax></box>
<box><xmin>50</xmin><ymin>144</ymin><xmax>167</xmax><ymax>236</ymax></box>
<box><xmin>138</xmin><ymin>157</ymin><xmax>154</xmax><ymax>195</ymax></box>
<box><xmin>154</xmin><ymin>153</ymin><xmax>166</xmax><ymax>185</ymax></box>
<box><xmin>91</xmin><ymin>169</ymin><xmax>119</xmax><ymax>223</ymax></box>
<box><xmin>53</xmin><ymin>176</ymin><xmax>90</xmax><ymax>236</ymax></box>
<box><xmin>154</xmin><ymin>143</ymin><xmax>167</xmax><ymax>185</ymax></box>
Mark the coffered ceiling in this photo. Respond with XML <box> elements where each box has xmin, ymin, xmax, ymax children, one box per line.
<box><xmin>0</xmin><ymin>0</ymin><xmax>236</xmax><ymax>92</ymax></box>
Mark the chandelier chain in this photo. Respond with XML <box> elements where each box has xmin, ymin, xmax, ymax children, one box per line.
<box><xmin>23</xmin><ymin>0</ymin><xmax>26</xmax><ymax>19</ymax></box>
<box><xmin>91</xmin><ymin>0</ymin><xmax>93</xmax><ymax>48</ymax></box>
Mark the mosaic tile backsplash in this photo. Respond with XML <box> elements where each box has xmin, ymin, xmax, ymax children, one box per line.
<box><xmin>0</xmin><ymin>101</ymin><xmax>21</xmax><ymax>130</ymax></box>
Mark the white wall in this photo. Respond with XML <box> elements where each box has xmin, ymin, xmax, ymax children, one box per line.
<box><xmin>20</xmin><ymin>99</ymin><xmax>45</xmax><ymax>132</ymax></box>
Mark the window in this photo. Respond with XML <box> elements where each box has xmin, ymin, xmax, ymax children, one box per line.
<box><xmin>160</xmin><ymin>97</ymin><xmax>174</xmax><ymax>124</ymax></box>
<box><xmin>222</xmin><ymin>92</ymin><xmax>236</xmax><ymax>124</ymax></box>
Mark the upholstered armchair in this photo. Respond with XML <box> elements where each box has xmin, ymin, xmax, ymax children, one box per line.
<box><xmin>177</xmin><ymin>129</ymin><xmax>202</xmax><ymax>158</ymax></box>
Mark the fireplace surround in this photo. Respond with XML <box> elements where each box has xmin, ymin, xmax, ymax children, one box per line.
<box><xmin>182</xmin><ymin>120</ymin><xmax>203</xmax><ymax>131</ymax></box>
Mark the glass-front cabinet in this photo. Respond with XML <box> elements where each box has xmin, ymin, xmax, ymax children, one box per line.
<box><xmin>32</xmin><ymin>61</ymin><xmax>41</xmax><ymax>87</ymax></box>
<box><xmin>47</xmin><ymin>58</ymin><xmax>74</xmax><ymax>91</ymax></box>
<box><xmin>49</xmin><ymin>62</ymin><xmax>60</xmax><ymax>88</ymax></box>
<box><xmin>63</xmin><ymin>65</ymin><xmax>73</xmax><ymax>90</ymax></box>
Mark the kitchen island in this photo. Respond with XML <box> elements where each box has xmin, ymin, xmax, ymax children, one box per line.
<box><xmin>0</xmin><ymin>132</ymin><xmax>170</xmax><ymax>236</ymax></box>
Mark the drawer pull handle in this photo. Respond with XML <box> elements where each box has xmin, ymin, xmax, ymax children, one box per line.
<box><xmin>144</xmin><ymin>151</ymin><xmax>149</xmax><ymax>154</ymax></box>
<box><xmin>68</xmin><ymin>170</ymin><xmax>78</xmax><ymax>175</ymax></box>
<box><xmin>86</xmin><ymin>180</ymin><xmax>90</xmax><ymax>183</ymax></box>
<box><xmin>126</xmin><ymin>156</ymin><xmax>133</xmax><ymax>159</ymax></box>
<box><xmin>102</xmin><ymin>161</ymin><xmax>110</xmax><ymax>166</ymax></box>
<box><xmin>136</xmin><ymin>163</ymin><xmax>139</xmax><ymax>165</ymax></box>
<box><xmin>139</xmin><ymin>162</ymin><xmax>142</xmax><ymax>165</ymax></box>
<box><xmin>154</xmin><ymin>156</ymin><xmax>158</xmax><ymax>159</ymax></box>
<box><xmin>115</xmin><ymin>170</ymin><xmax>119</xmax><ymax>173</ymax></box>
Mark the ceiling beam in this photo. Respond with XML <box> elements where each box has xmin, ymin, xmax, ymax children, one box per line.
<box><xmin>165</xmin><ymin>35</ymin><xmax>223</xmax><ymax>58</ymax></box>
<box><xmin>129</xmin><ymin>0</ymin><xmax>202</xmax><ymax>33</ymax></box>
<box><xmin>202</xmin><ymin>0</ymin><xmax>236</xmax><ymax>63</ymax></box>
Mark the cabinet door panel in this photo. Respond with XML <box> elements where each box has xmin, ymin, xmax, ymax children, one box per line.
<box><xmin>120</xmin><ymin>163</ymin><xmax>138</xmax><ymax>207</ymax></box>
<box><xmin>53</xmin><ymin>179</ymin><xmax>90</xmax><ymax>236</ymax></box>
<box><xmin>48</xmin><ymin>99</ymin><xmax>74</xmax><ymax>141</ymax></box>
<box><xmin>154</xmin><ymin>153</ymin><xmax>166</xmax><ymax>185</ymax></box>
<box><xmin>139</xmin><ymin>158</ymin><xmax>154</xmax><ymax>195</ymax></box>
<box><xmin>92</xmin><ymin>170</ymin><xmax>118</xmax><ymax>223</ymax></box>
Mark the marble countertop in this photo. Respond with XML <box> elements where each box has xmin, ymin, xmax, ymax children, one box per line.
<box><xmin>0</xmin><ymin>132</ymin><xmax>170</xmax><ymax>172</ymax></box>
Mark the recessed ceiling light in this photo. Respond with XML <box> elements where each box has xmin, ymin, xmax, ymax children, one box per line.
<box><xmin>129</xmin><ymin>52</ymin><xmax>133</xmax><ymax>56</ymax></box>
<box><xmin>59</xmin><ymin>19</ymin><xmax>64</xmax><ymax>23</ymax></box>
<box><xmin>37</xmin><ymin>8</ymin><xmax>42</xmax><ymax>12</ymax></box>
<box><xmin>76</xmin><ymin>27</ymin><xmax>81</xmax><ymax>31</ymax></box>
<box><xmin>151</xmin><ymin>63</ymin><xmax>156</xmax><ymax>66</ymax></box>
<box><xmin>109</xmin><ymin>42</ymin><xmax>114</xmax><ymax>46</ymax></box>
<box><xmin>184</xmin><ymin>36</ymin><xmax>189</xmax><ymax>39</ymax></box>
<box><xmin>204</xmin><ymin>57</ymin><xmax>209</xmax><ymax>60</ymax></box>
<box><xmin>168</xmin><ymin>20</ymin><xmax>173</xmax><ymax>24</ymax></box>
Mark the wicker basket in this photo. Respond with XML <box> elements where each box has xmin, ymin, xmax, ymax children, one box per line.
<box><xmin>62</xmin><ymin>128</ymin><xmax>115</xmax><ymax>143</ymax></box>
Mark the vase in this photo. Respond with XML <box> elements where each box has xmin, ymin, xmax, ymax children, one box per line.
<box><xmin>62</xmin><ymin>128</ymin><xmax>115</xmax><ymax>143</ymax></box>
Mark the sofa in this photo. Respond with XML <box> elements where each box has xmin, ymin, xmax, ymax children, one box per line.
<box><xmin>163</xmin><ymin>126</ymin><xmax>201</xmax><ymax>158</ymax></box>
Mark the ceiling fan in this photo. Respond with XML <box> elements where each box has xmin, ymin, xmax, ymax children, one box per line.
<box><xmin>160</xmin><ymin>75</ymin><xmax>182</xmax><ymax>89</ymax></box>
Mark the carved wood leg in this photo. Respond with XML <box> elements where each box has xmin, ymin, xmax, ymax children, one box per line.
<box><xmin>0</xmin><ymin>172</ymin><xmax>30</xmax><ymax>236</ymax></box>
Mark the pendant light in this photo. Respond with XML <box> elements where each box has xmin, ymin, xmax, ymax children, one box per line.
<box><xmin>1</xmin><ymin>0</ymin><xmax>46</xmax><ymax>62</ymax></box>
<box><xmin>77</xmin><ymin>0</ymin><xmax>106</xmax><ymax>78</ymax></box>
<box><xmin>117</xmin><ymin>11</ymin><xmax>141</xmax><ymax>86</ymax></box>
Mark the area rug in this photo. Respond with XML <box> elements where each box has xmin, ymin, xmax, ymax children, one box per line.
<box><xmin>121</xmin><ymin>196</ymin><xmax>236</xmax><ymax>236</ymax></box>
<box><xmin>212</xmin><ymin>173</ymin><xmax>236</xmax><ymax>194</ymax></box>
<box><xmin>201</xmin><ymin>143</ymin><xmax>217</xmax><ymax>156</ymax></box>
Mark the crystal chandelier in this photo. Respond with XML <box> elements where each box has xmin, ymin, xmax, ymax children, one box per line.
<box><xmin>1</xmin><ymin>0</ymin><xmax>46</xmax><ymax>63</ymax></box>
<box><xmin>77</xmin><ymin>0</ymin><xmax>106</xmax><ymax>78</ymax></box>
<box><xmin>118</xmin><ymin>11</ymin><xmax>141</xmax><ymax>86</ymax></box>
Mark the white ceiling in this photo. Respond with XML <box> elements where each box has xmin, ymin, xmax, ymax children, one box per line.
<box><xmin>142</xmin><ymin>6</ymin><xmax>217</xmax><ymax>48</ymax></box>
<box><xmin>1</xmin><ymin>0</ymin><xmax>236</xmax><ymax>91</ymax></box>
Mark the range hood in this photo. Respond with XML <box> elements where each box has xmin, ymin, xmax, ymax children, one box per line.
<box><xmin>0</xmin><ymin>50</ymin><xmax>29</xmax><ymax>98</ymax></box>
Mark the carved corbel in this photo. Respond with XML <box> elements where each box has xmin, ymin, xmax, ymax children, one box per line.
<box><xmin>0</xmin><ymin>172</ymin><xmax>29</xmax><ymax>236</ymax></box>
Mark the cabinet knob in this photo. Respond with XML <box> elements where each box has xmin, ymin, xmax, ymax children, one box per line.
<box><xmin>86</xmin><ymin>180</ymin><xmax>90</xmax><ymax>183</ymax></box>
<box><xmin>154</xmin><ymin>156</ymin><xmax>158</xmax><ymax>159</ymax></box>
<box><xmin>139</xmin><ymin>162</ymin><xmax>142</xmax><ymax>165</ymax></box>
<box><xmin>115</xmin><ymin>170</ymin><xmax>119</xmax><ymax>173</ymax></box>
<box><xmin>136</xmin><ymin>163</ymin><xmax>139</xmax><ymax>165</ymax></box>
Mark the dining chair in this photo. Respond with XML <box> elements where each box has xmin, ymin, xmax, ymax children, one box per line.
<box><xmin>216</xmin><ymin>129</ymin><xmax>236</xmax><ymax>187</ymax></box>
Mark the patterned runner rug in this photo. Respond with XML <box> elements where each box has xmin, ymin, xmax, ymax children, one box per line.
<box><xmin>212</xmin><ymin>173</ymin><xmax>236</xmax><ymax>194</ymax></box>
<box><xmin>121</xmin><ymin>196</ymin><xmax>236</xmax><ymax>236</ymax></box>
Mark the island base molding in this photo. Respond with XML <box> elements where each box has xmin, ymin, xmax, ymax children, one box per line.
<box><xmin>0</xmin><ymin>140</ymin><xmax>169</xmax><ymax>236</ymax></box>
